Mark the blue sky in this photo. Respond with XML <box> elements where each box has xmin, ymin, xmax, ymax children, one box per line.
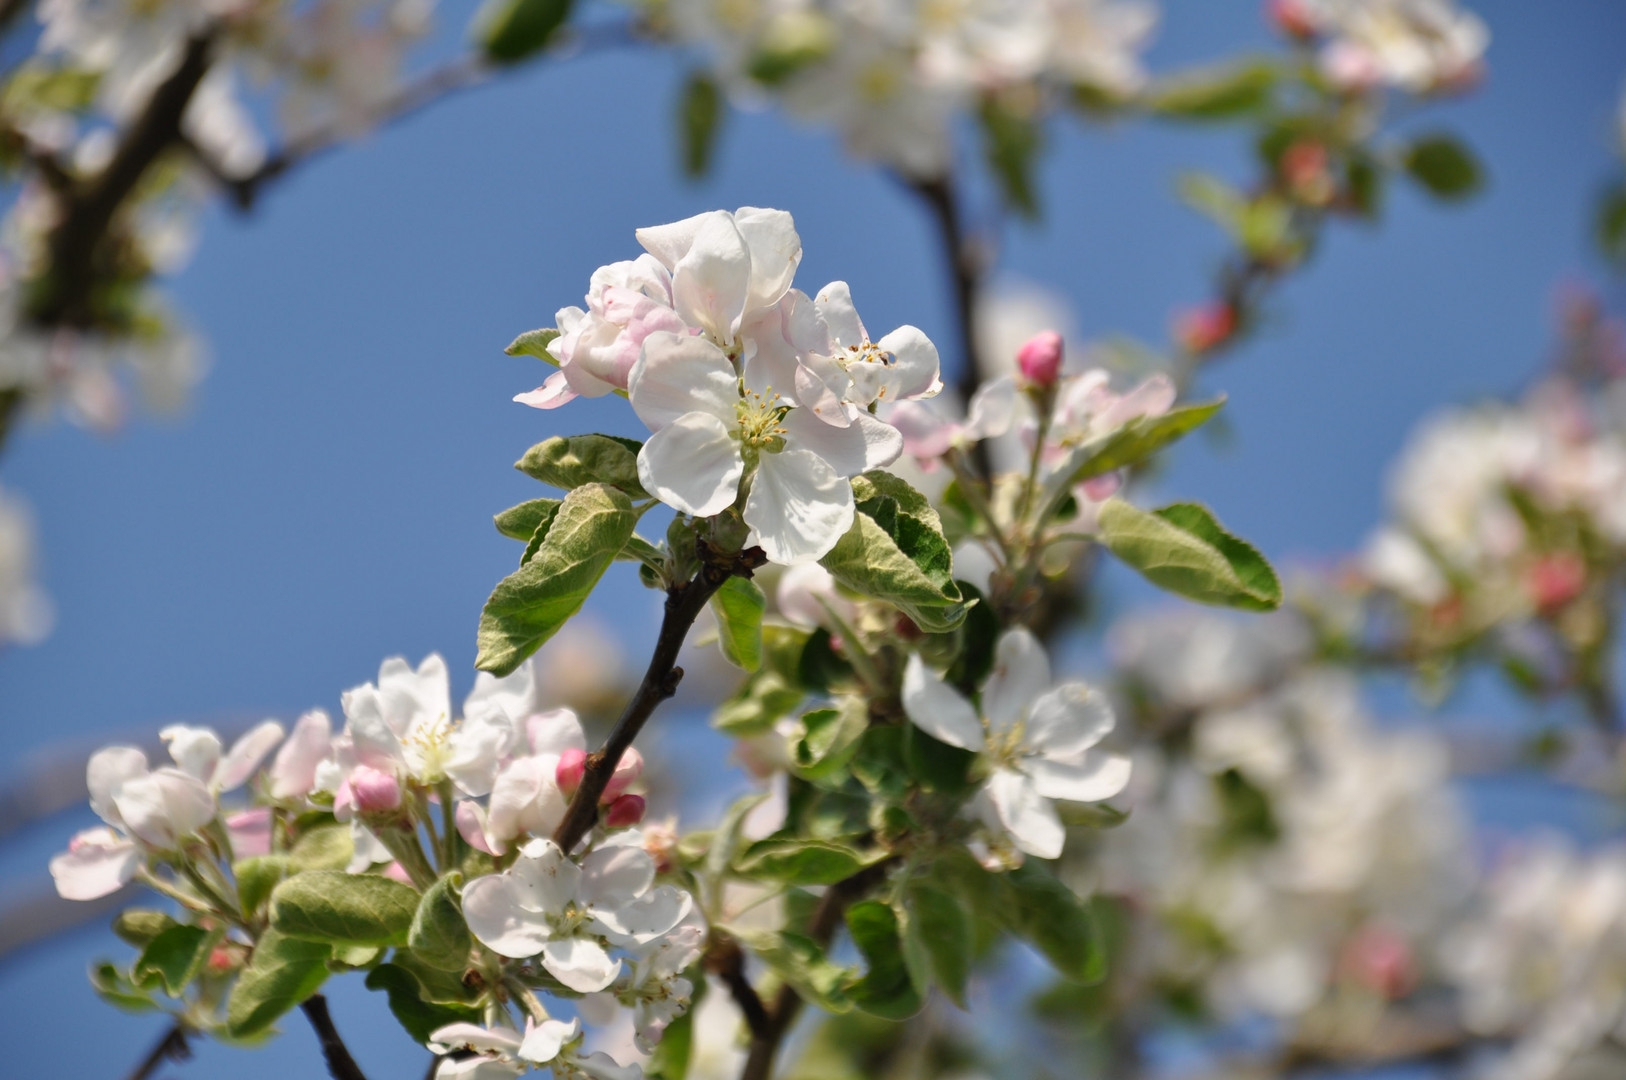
<box><xmin>1</xmin><ymin>0</ymin><xmax>1624</xmax><ymax>1075</ymax></box>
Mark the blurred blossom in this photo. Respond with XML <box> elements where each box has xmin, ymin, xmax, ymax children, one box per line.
<box><xmin>0</xmin><ymin>485</ymin><xmax>53</xmax><ymax>647</ymax></box>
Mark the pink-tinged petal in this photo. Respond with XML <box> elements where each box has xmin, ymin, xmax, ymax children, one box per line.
<box><xmin>901</xmin><ymin>654</ymin><xmax>984</xmax><ymax>751</ymax></box>
<box><xmin>965</xmin><ymin>376</ymin><xmax>1017</xmax><ymax>440</ymax></box>
<box><xmin>792</xmin><ymin>352</ymin><xmax>853</xmax><ymax>428</ymax></box>
<box><xmin>637</xmin><ymin>413</ymin><xmax>744</xmax><ymax>517</ymax></box>
<box><xmin>159</xmin><ymin>725</ymin><xmax>222</xmax><ymax>783</ymax></box>
<box><xmin>542</xmin><ymin>936</ymin><xmax>621</xmax><ymax>992</ymax></box>
<box><xmin>628</xmin><ymin>332</ymin><xmax>739</xmax><ymax>431</ymax></box>
<box><xmin>984</xmin><ymin>767</ymin><xmax>1064</xmax><ymax>859</ymax></box>
<box><xmin>527</xmin><ymin>708</ymin><xmax>587</xmax><ymax>757</ymax></box>
<box><xmin>889</xmin><ymin>401</ymin><xmax>957</xmax><ymax>461</ymax></box>
<box><xmin>813</xmin><ymin>281</ymin><xmax>866</xmax><ymax>348</ymax></box>
<box><xmin>87</xmin><ymin>746</ymin><xmax>148</xmax><ymax>827</ymax></box>
<box><xmin>487</xmin><ymin>757</ymin><xmax>567</xmax><ymax>849</ymax></box>
<box><xmin>463</xmin><ymin>874</ymin><xmax>551</xmax><ymax>959</ymax></box>
<box><xmin>1081</xmin><ymin>472</ymin><xmax>1121</xmax><ymax>501</ymax></box>
<box><xmin>874</xmin><ymin>325</ymin><xmax>943</xmax><ymax>401</ymax></box>
<box><xmin>226</xmin><ymin>807</ymin><xmax>273</xmax><ymax>858</ymax></box>
<box><xmin>981</xmin><ymin>629</ymin><xmax>1052</xmax><ymax>736</ymax></box>
<box><xmin>1096</xmin><ymin>373</ymin><xmax>1175</xmax><ymax>429</ymax></box>
<box><xmin>671</xmin><ymin>211</ymin><xmax>752</xmax><ymax>343</ymax></box>
<box><xmin>1024</xmin><ymin>683</ymin><xmax>1115</xmax><ymax>758</ymax></box>
<box><xmin>51</xmin><ymin>827</ymin><xmax>139</xmax><ymax>900</ymax></box>
<box><xmin>455</xmin><ymin>800</ymin><xmax>498</xmax><ymax>856</ymax></box>
<box><xmin>340</xmin><ymin>685</ymin><xmax>406</xmax><ymax>772</ymax></box>
<box><xmin>635</xmin><ymin>211</ymin><xmax>713</xmax><ymax>270</ymax></box>
<box><xmin>515</xmin><ymin>371</ymin><xmax>578</xmax><ymax>410</ymax></box>
<box><xmin>214</xmin><ymin>720</ymin><xmax>285</xmax><ymax>793</ymax></box>
<box><xmin>734</xmin><ymin>206</ymin><xmax>802</xmax><ymax>312</ymax></box>
<box><xmin>745</xmin><ymin>449</ymin><xmax>855</xmax><ymax>565</ymax></box>
<box><xmin>1024</xmin><ymin>751</ymin><xmax>1132</xmax><ymax>804</ymax></box>
<box><xmin>780</xmin><ymin>408</ymin><xmax>900</xmax><ymax>477</ymax></box>
<box><xmin>383</xmin><ymin>861</ymin><xmax>415</xmax><ymax>884</ymax></box>
<box><xmin>269</xmin><ymin>709</ymin><xmax>332</xmax><ymax>800</ymax></box>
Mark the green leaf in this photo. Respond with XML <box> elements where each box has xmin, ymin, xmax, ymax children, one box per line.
<box><xmin>1040</xmin><ymin>399</ymin><xmax>1224</xmax><ymax>517</ymax></box>
<box><xmin>903</xmin><ymin>723</ymin><xmax>976</xmax><ymax>795</ymax></box>
<box><xmin>844</xmin><ymin>900</ymin><xmax>924</xmax><ymax>1020</ymax></box>
<box><xmin>735</xmin><ymin>837</ymin><xmax>884</xmax><ymax>885</ymax></box>
<box><xmin>1148</xmin><ymin>59</ymin><xmax>1277</xmax><ymax>120</ymax></box>
<box><xmin>705</xmin><ymin>791</ymin><xmax>771</xmax><ymax>882</ymax></box>
<box><xmin>711</xmin><ymin>577</ymin><xmax>766</xmax><ymax>671</ymax></box>
<box><xmin>516</xmin><ymin>434</ymin><xmax>648</xmax><ymax>498</ymax></box>
<box><xmin>903</xmin><ymin>882</ymin><xmax>972</xmax><ymax>1007</ymax></box>
<box><xmin>821</xmin><ymin>472</ymin><xmax>967</xmax><ymax>633</ymax></box>
<box><xmin>944</xmin><ymin>580</ymin><xmax>999</xmax><ymax>689</ymax></box>
<box><xmin>112</xmin><ymin>909</ymin><xmax>177</xmax><ymax>948</ymax></box>
<box><xmin>495</xmin><ymin>498</ymin><xmax>561</xmax><ymax>543</ymax></box>
<box><xmin>1402</xmin><ymin>134</ymin><xmax>1483</xmax><ymax>201</ymax></box>
<box><xmin>409</xmin><ymin>874</ymin><xmax>473</xmax><ymax>972</ymax></box>
<box><xmin>477</xmin><ymin>483</ymin><xmax>641</xmax><ymax>675</ymax></box>
<box><xmin>729</xmin><ymin>928</ymin><xmax>850</xmax><ymax>1012</ymax></box>
<box><xmin>365</xmin><ymin>963</ymin><xmax>482</xmax><ymax>1044</ymax></box>
<box><xmin>1596</xmin><ymin>180</ymin><xmax>1626</xmax><ymax>268</ymax></box>
<box><xmin>475</xmin><ymin>0</ymin><xmax>572</xmax><ymax>64</ymax></box>
<box><xmin>270</xmin><ymin>870</ymin><xmax>421</xmax><ymax>947</ymax></box>
<box><xmin>388</xmin><ymin>950</ymin><xmax>484</xmax><ymax>1005</ymax></box>
<box><xmin>979</xmin><ymin>93</ymin><xmax>1043</xmax><ymax>219</ymax></box>
<box><xmin>713</xmin><ymin>666</ymin><xmax>804</xmax><ymax>736</ymax></box>
<box><xmin>227</xmin><ymin>929</ymin><xmax>331</xmax><ymax>1037</ymax></box>
<box><xmin>330</xmin><ymin>945</ymin><xmax>384</xmax><ymax>969</ymax></box>
<box><xmin>2</xmin><ymin>62</ymin><xmax>101</xmax><ymax>114</ymax></box>
<box><xmin>679</xmin><ymin>71</ymin><xmax>722</xmax><ymax>179</ymax></box>
<box><xmin>1002</xmin><ymin>863</ymin><xmax>1104</xmax><ymax>984</ymax></box>
<box><xmin>506</xmin><ymin>328</ymin><xmax>561</xmax><ymax>365</ymax></box>
<box><xmin>91</xmin><ymin>961</ymin><xmax>162</xmax><ymax>1013</ymax></box>
<box><xmin>288</xmin><ymin>823</ymin><xmax>353</xmax><ymax>871</ymax></box>
<box><xmin>236</xmin><ymin>855</ymin><xmax>292</xmax><ymax>915</ymax></box>
<box><xmin>135</xmin><ymin>924</ymin><xmax>216</xmax><ymax>997</ymax></box>
<box><xmin>792</xmin><ymin>700</ymin><xmax>868</xmax><ymax>781</ymax></box>
<box><xmin>1097</xmin><ymin>499</ymin><xmax>1281</xmax><ymax>611</ymax></box>
<box><xmin>1057</xmin><ymin>802</ymin><xmax>1131</xmax><ymax>829</ymax></box>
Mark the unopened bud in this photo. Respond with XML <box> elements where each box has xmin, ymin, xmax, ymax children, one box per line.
<box><xmin>1016</xmin><ymin>331</ymin><xmax>1064</xmax><ymax>387</ymax></box>
<box><xmin>1528</xmin><ymin>552</ymin><xmax>1587</xmax><ymax>613</ymax></box>
<box><xmin>602</xmin><ymin>747</ymin><xmax>644</xmax><ymax>803</ymax></box>
<box><xmin>1174</xmin><ymin>302</ymin><xmax>1237</xmax><ymax>355</ymax></box>
<box><xmin>351</xmin><ymin>766</ymin><xmax>401</xmax><ymax>815</ymax></box>
<box><xmin>556</xmin><ymin>749</ymin><xmax>587</xmax><ymax>796</ymax></box>
<box><xmin>605</xmin><ymin>794</ymin><xmax>646</xmax><ymax>828</ymax></box>
<box><xmin>1266</xmin><ymin>0</ymin><xmax>1317</xmax><ymax>39</ymax></box>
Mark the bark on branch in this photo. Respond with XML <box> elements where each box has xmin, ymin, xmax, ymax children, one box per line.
<box><xmin>301</xmin><ymin>994</ymin><xmax>371</xmax><ymax>1080</ymax></box>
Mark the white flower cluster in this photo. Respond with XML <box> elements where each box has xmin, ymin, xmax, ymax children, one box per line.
<box><xmin>643</xmin><ymin>0</ymin><xmax>1157</xmax><ymax>175</ymax></box>
<box><xmin>1445</xmin><ymin>838</ymin><xmax>1626</xmax><ymax>1080</ymax></box>
<box><xmin>521</xmin><ymin>207</ymin><xmax>943</xmax><ymax>564</ymax></box>
<box><xmin>0</xmin><ymin>484</ymin><xmax>53</xmax><ymax>647</ymax></box>
<box><xmin>52</xmin><ymin>651</ymin><xmax>703</xmax><ymax>1080</ymax></box>
<box><xmin>1273</xmin><ymin>0</ymin><xmax>1488</xmax><ymax>93</ymax></box>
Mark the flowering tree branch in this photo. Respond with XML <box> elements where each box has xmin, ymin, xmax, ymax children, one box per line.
<box><xmin>299</xmin><ymin>995</ymin><xmax>370</xmax><ymax>1080</ymax></box>
<box><xmin>123</xmin><ymin>1022</ymin><xmax>191</xmax><ymax>1080</ymax></box>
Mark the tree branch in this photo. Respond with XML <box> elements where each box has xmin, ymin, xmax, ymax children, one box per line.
<box><xmin>300</xmin><ymin>994</ymin><xmax>370</xmax><ymax>1080</ymax></box>
<box><xmin>706</xmin><ymin>933</ymin><xmax>772</xmax><ymax>1038</ymax></box>
<box><xmin>551</xmin><ymin>541</ymin><xmax>767</xmax><ymax>854</ymax></box>
<box><xmin>123</xmin><ymin>1022</ymin><xmax>191</xmax><ymax>1080</ymax></box>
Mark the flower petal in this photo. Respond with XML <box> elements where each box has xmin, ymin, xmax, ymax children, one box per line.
<box><xmin>50</xmin><ymin>827</ymin><xmax>139</xmax><ymax>900</ymax></box>
<box><xmin>628</xmin><ymin>331</ymin><xmax>739</xmax><ymax>430</ymax></box>
<box><xmin>636</xmin><ymin>211</ymin><xmax>712</xmax><ymax>270</ymax></box>
<box><xmin>901</xmin><ymin>654</ymin><xmax>984</xmax><ymax>751</ymax></box>
<box><xmin>781</xmin><ymin>408</ymin><xmax>902</xmax><ymax>477</ymax></box>
<box><xmin>965</xmin><ymin>375</ymin><xmax>1017</xmax><ymax>440</ymax></box>
<box><xmin>984</xmin><ymin>767</ymin><xmax>1064</xmax><ymax>859</ymax></box>
<box><xmin>814</xmin><ymin>281</ymin><xmax>866</xmax><ymax>348</ymax></box>
<box><xmin>580</xmin><ymin>843</ymin><xmax>656</xmax><ymax>903</ymax></box>
<box><xmin>463</xmin><ymin>874</ymin><xmax>552</xmax><ymax>958</ymax></box>
<box><xmin>159</xmin><ymin>725</ymin><xmax>222</xmax><ymax>783</ymax></box>
<box><xmin>429</xmin><ymin>1023</ymin><xmax>524</xmax><ymax>1057</ymax></box>
<box><xmin>542</xmin><ymin>936</ymin><xmax>622</xmax><ymax>993</ymax></box>
<box><xmin>637</xmin><ymin>412</ymin><xmax>744</xmax><ymax>517</ymax></box>
<box><xmin>87</xmin><ymin>746</ymin><xmax>148</xmax><ymax>827</ymax></box>
<box><xmin>527</xmin><ymin>708</ymin><xmax>587</xmax><ymax>756</ymax></box>
<box><xmin>746</xmin><ymin>449</ymin><xmax>855</xmax><ymax>565</ymax></box>
<box><xmin>1025</xmin><ymin>751</ymin><xmax>1132</xmax><ymax>804</ymax></box>
<box><xmin>874</xmin><ymin>325</ymin><xmax>942</xmax><ymax>401</ymax></box>
<box><xmin>518</xmin><ymin>1018</ymin><xmax>580</xmax><ymax>1065</ymax></box>
<box><xmin>1024</xmin><ymin>683</ymin><xmax>1115</xmax><ymax>758</ymax></box>
<box><xmin>734</xmin><ymin>206</ymin><xmax>801</xmax><ymax>313</ymax></box>
<box><xmin>214</xmin><ymin>720</ymin><xmax>285</xmax><ymax>793</ymax></box>
<box><xmin>514</xmin><ymin>371</ymin><xmax>579</xmax><ymax>410</ymax></box>
<box><xmin>981</xmin><ymin>628</ymin><xmax>1051</xmax><ymax>736</ymax></box>
<box><xmin>269</xmin><ymin>710</ymin><xmax>332</xmax><ymax>800</ymax></box>
<box><xmin>671</xmin><ymin>211</ymin><xmax>751</xmax><ymax>342</ymax></box>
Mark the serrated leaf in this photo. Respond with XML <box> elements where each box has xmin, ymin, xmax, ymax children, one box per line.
<box><xmin>91</xmin><ymin>961</ymin><xmax>162</xmax><ymax>1013</ymax></box>
<box><xmin>711</xmin><ymin>576</ymin><xmax>766</xmax><ymax>671</ymax></box>
<box><xmin>1148</xmin><ymin>59</ymin><xmax>1277</xmax><ymax>120</ymax></box>
<box><xmin>409</xmin><ymin>874</ymin><xmax>472</xmax><ymax>972</ymax></box>
<box><xmin>735</xmin><ymin>837</ymin><xmax>884</xmax><ymax>885</ymax></box>
<box><xmin>904</xmin><ymin>882</ymin><xmax>972</xmax><ymax>1007</ymax></box>
<box><xmin>135</xmin><ymin>924</ymin><xmax>216</xmax><ymax>997</ymax></box>
<box><xmin>112</xmin><ymin>909</ymin><xmax>177</xmax><ymax>948</ymax></box>
<box><xmin>495</xmin><ymin>498</ymin><xmax>561</xmax><ymax>543</ymax></box>
<box><xmin>713</xmin><ymin>666</ymin><xmax>804</xmax><ymax>736</ymax></box>
<box><xmin>821</xmin><ymin>472</ymin><xmax>966</xmax><ymax>632</ymax></box>
<box><xmin>844</xmin><ymin>900</ymin><xmax>923</xmax><ymax>1020</ymax></box>
<box><xmin>1002</xmin><ymin>863</ymin><xmax>1104</xmax><ymax>984</ymax></box>
<box><xmin>227</xmin><ymin>929</ymin><xmax>331</xmax><ymax>1037</ymax></box>
<box><xmin>477</xmin><ymin>483</ymin><xmax>641</xmax><ymax>675</ymax></box>
<box><xmin>1402</xmin><ymin>134</ymin><xmax>1483</xmax><ymax>201</ymax></box>
<box><xmin>792</xmin><ymin>700</ymin><xmax>867</xmax><ymax>780</ymax></box>
<box><xmin>1098</xmin><ymin>499</ymin><xmax>1280</xmax><ymax>611</ymax></box>
<box><xmin>506</xmin><ymin>328</ymin><xmax>561</xmax><ymax>365</ymax></box>
<box><xmin>365</xmin><ymin>963</ymin><xmax>481</xmax><ymax>1043</ymax></box>
<box><xmin>1040</xmin><ymin>400</ymin><xmax>1223</xmax><ymax>517</ymax></box>
<box><xmin>475</xmin><ymin>0</ymin><xmax>572</xmax><ymax>64</ymax></box>
<box><xmin>270</xmin><ymin>870</ymin><xmax>421</xmax><ymax>947</ymax></box>
<box><xmin>236</xmin><ymin>855</ymin><xmax>292</xmax><ymax>915</ymax></box>
<box><xmin>516</xmin><ymin>434</ymin><xmax>647</xmax><ymax>498</ymax></box>
<box><xmin>288</xmin><ymin>823</ymin><xmax>353</xmax><ymax>871</ymax></box>
<box><xmin>679</xmin><ymin>71</ymin><xmax>722</xmax><ymax>178</ymax></box>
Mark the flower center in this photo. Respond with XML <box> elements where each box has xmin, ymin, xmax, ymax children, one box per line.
<box><xmin>986</xmin><ymin>718</ymin><xmax>1027</xmax><ymax>768</ymax></box>
<box><xmin>404</xmin><ymin>713</ymin><xmax>455</xmax><ymax>781</ymax></box>
<box><xmin>736</xmin><ymin>387</ymin><xmax>789</xmax><ymax>450</ymax></box>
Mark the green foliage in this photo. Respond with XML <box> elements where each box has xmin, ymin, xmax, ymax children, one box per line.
<box><xmin>1402</xmin><ymin>134</ymin><xmax>1483</xmax><ymax>201</ymax></box>
<box><xmin>2</xmin><ymin>62</ymin><xmax>100</xmax><ymax>114</ymax></box>
<box><xmin>477</xmin><ymin>483</ymin><xmax>642</xmax><ymax>674</ymax></box>
<box><xmin>844</xmin><ymin>900</ymin><xmax>924</xmax><ymax>1020</ymax></box>
<box><xmin>901</xmin><ymin>881</ymin><xmax>973</xmax><ymax>1007</ymax></box>
<box><xmin>505</xmin><ymin>327</ymin><xmax>561</xmax><ymax>364</ymax></box>
<box><xmin>494</xmin><ymin>497</ymin><xmax>562</xmax><ymax>543</ymax></box>
<box><xmin>235</xmin><ymin>855</ymin><xmax>292</xmax><ymax>915</ymax></box>
<box><xmin>516</xmin><ymin>434</ymin><xmax>648</xmax><ymax>498</ymax></box>
<box><xmin>1003</xmin><ymin>863</ymin><xmax>1105</xmax><ymax>984</ymax></box>
<box><xmin>409</xmin><ymin>873</ymin><xmax>473</xmax><ymax>972</ymax></box>
<box><xmin>792</xmin><ymin>701</ymin><xmax>868</xmax><ymax>781</ymax></box>
<box><xmin>364</xmin><ymin>963</ymin><xmax>482</xmax><ymax>1043</ymax></box>
<box><xmin>1097</xmin><ymin>499</ymin><xmax>1281</xmax><ymax>611</ymax></box>
<box><xmin>288</xmin><ymin>823</ymin><xmax>354</xmax><ymax>871</ymax></box>
<box><xmin>680</xmin><ymin>71</ymin><xmax>723</xmax><ymax>179</ymax></box>
<box><xmin>736</xmin><ymin>837</ymin><xmax>886</xmax><ymax>886</ymax></box>
<box><xmin>475</xmin><ymin>0</ymin><xmax>573</xmax><ymax>64</ymax></box>
<box><xmin>732</xmin><ymin>928</ymin><xmax>852</xmax><ymax>1012</ymax></box>
<box><xmin>712</xmin><ymin>576</ymin><xmax>767</xmax><ymax>671</ymax></box>
<box><xmin>91</xmin><ymin>961</ymin><xmax>162</xmax><ymax>1013</ymax></box>
<box><xmin>1147</xmin><ymin>59</ymin><xmax>1277</xmax><ymax>120</ymax></box>
<box><xmin>1597</xmin><ymin>180</ymin><xmax>1626</xmax><ymax>269</ymax></box>
<box><xmin>979</xmin><ymin>93</ymin><xmax>1044</xmax><ymax>219</ymax></box>
<box><xmin>135</xmin><ymin>923</ymin><xmax>218</xmax><ymax>996</ymax></box>
<box><xmin>270</xmin><ymin>870</ymin><xmax>421</xmax><ymax>947</ymax></box>
<box><xmin>112</xmin><ymin>909</ymin><xmax>178</xmax><ymax>948</ymax></box>
<box><xmin>747</xmin><ymin>11</ymin><xmax>834</xmax><ymax>84</ymax></box>
<box><xmin>821</xmin><ymin>471</ymin><xmax>967</xmax><ymax>632</ymax></box>
<box><xmin>226</xmin><ymin>929</ymin><xmax>331</xmax><ymax>1037</ymax></box>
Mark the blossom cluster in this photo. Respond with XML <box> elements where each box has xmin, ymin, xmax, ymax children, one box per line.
<box><xmin>1270</xmin><ymin>0</ymin><xmax>1489</xmax><ymax>94</ymax></box>
<box><xmin>0</xmin><ymin>484</ymin><xmax>52</xmax><ymax>647</ymax></box>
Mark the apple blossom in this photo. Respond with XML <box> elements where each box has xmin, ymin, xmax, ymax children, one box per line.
<box><xmin>1016</xmin><ymin>330</ymin><xmax>1064</xmax><ymax>387</ymax></box>
<box><xmin>902</xmin><ymin>628</ymin><xmax>1131</xmax><ymax>859</ymax></box>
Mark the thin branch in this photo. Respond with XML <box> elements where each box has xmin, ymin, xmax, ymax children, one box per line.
<box><xmin>300</xmin><ymin>994</ymin><xmax>370</xmax><ymax>1080</ymax></box>
<box><xmin>552</xmin><ymin>541</ymin><xmax>767</xmax><ymax>854</ymax></box>
<box><xmin>123</xmin><ymin>1022</ymin><xmax>192</xmax><ymax>1080</ymax></box>
<box><xmin>706</xmin><ymin>933</ymin><xmax>772</xmax><ymax>1038</ymax></box>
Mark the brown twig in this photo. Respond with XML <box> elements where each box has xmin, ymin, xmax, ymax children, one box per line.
<box><xmin>300</xmin><ymin>994</ymin><xmax>370</xmax><ymax>1080</ymax></box>
<box><xmin>551</xmin><ymin>541</ymin><xmax>767</xmax><ymax>854</ymax></box>
<box><xmin>706</xmin><ymin>933</ymin><xmax>772</xmax><ymax>1038</ymax></box>
<box><xmin>123</xmin><ymin>1022</ymin><xmax>192</xmax><ymax>1080</ymax></box>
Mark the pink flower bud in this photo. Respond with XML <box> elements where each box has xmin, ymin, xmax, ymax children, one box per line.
<box><xmin>605</xmin><ymin>794</ymin><xmax>646</xmax><ymax>828</ymax></box>
<box><xmin>1016</xmin><ymin>331</ymin><xmax>1064</xmax><ymax>387</ymax></box>
<box><xmin>602</xmin><ymin>747</ymin><xmax>644</xmax><ymax>803</ymax></box>
<box><xmin>556</xmin><ymin>749</ymin><xmax>587</xmax><ymax>796</ymax></box>
<box><xmin>1528</xmin><ymin>553</ymin><xmax>1587</xmax><ymax>613</ymax></box>
<box><xmin>383</xmin><ymin>861</ymin><xmax>415</xmax><ymax>885</ymax></box>
<box><xmin>1173</xmin><ymin>302</ymin><xmax>1236</xmax><ymax>355</ymax></box>
<box><xmin>1081</xmin><ymin>472</ymin><xmax>1122</xmax><ymax>502</ymax></box>
<box><xmin>1339</xmin><ymin>925</ymin><xmax>1416</xmax><ymax>1000</ymax></box>
<box><xmin>1266</xmin><ymin>0</ymin><xmax>1317</xmax><ymax>39</ymax></box>
<box><xmin>350</xmin><ymin>766</ymin><xmax>401</xmax><ymax>815</ymax></box>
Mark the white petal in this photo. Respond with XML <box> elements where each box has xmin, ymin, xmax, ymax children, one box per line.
<box><xmin>444</xmin><ymin>715</ymin><xmax>511</xmax><ymax>799</ymax></box>
<box><xmin>981</xmin><ymin>629</ymin><xmax>1051</xmax><ymax>735</ymax></box>
<box><xmin>269</xmin><ymin>710</ymin><xmax>332</xmax><ymax>800</ymax></box>
<box><xmin>901</xmin><ymin>654</ymin><xmax>984</xmax><ymax>751</ymax></box>
<box><xmin>349</xmin><ymin>820</ymin><xmax>392</xmax><ymax>872</ymax></box>
<box><xmin>518</xmin><ymin>1018</ymin><xmax>580</xmax><ymax>1065</ymax></box>
<box><xmin>379</xmin><ymin>654</ymin><xmax>452</xmax><ymax>737</ymax></box>
<box><xmin>342</xmin><ymin>685</ymin><xmax>406</xmax><ymax>772</ymax></box>
<box><xmin>113</xmin><ymin>769</ymin><xmax>214</xmax><ymax>848</ymax></box>
<box><xmin>984</xmin><ymin>767</ymin><xmax>1064</xmax><ymax>860</ymax></box>
<box><xmin>487</xmin><ymin>758</ymin><xmax>568</xmax><ymax>851</ymax></box>
<box><xmin>462</xmin><ymin>874</ymin><xmax>552</xmax><ymax>958</ymax></box>
<box><xmin>636</xmin><ymin>211</ymin><xmax>713</xmax><ymax>270</ymax></box>
<box><xmin>543</xmin><ymin>936</ymin><xmax>622</xmax><ymax>993</ymax></box>
<box><xmin>781</xmin><ymin>408</ymin><xmax>901</xmax><ymax>477</ymax></box>
<box><xmin>464</xmin><ymin>661</ymin><xmax>536</xmax><ymax>728</ymax></box>
<box><xmin>87</xmin><ymin>746</ymin><xmax>148</xmax><ymax>827</ymax></box>
<box><xmin>511</xmin><ymin>837</ymin><xmax>583</xmax><ymax>912</ymax></box>
<box><xmin>1025</xmin><ymin>751</ymin><xmax>1132</xmax><ymax>804</ymax></box>
<box><xmin>435</xmin><ymin>1058</ymin><xmax>524</xmax><ymax>1080</ymax></box>
<box><xmin>637</xmin><ymin>413</ymin><xmax>744</xmax><ymax>517</ymax></box>
<box><xmin>592</xmin><ymin>885</ymin><xmax>688</xmax><ymax>946</ymax></box>
<box><xmin>792</xmin><ymin>351</ymin><xmax>853</xmax><ymax>427</ymax></box>
<box><xmin>965</xmin><ymin>376</ymin><xmax>1017</xmax><ymax>440</ymax></box>
<box><xmin>527</xmin><ymin>709</ymin><xmax>587</xmax><ymax>756</ymax></box>
<box><xmin>671</xmin><ymin>211</ymin><xmax>752</xmax><ymax>342</ymax></box>
<box><xmin>514</xmin><ymin>371</ymin><xmax>579</xmax><ymax>410</ymax></box>
<box><xmin>889</xmin><ymin>401</ymin><xmax>956</xmax><ymax>460</ymax></box>
<box><xmin>814</xmin><ymin>281</ymin><xmax>866</xmax><ymax>348</ymax></box>
<box><xmin>214</xmin><ymin>720</ymin><xmax>285</xmax><ymax>793</ymax></box>
<box><xmin>429</xmin><ymin>1022</ymin><xmax>524</xmax><ymax>1057</ymax></box>
<box><xmin>455</xmin><ymin>799</ymin><xmax>498</xmax><ymax>855</ymax></box>
<box><xmin>50</xmin><ymin>828</ymin><xmax>139</xmax><ymax>900</ymax></box>
<box><xmin>734</xmin><ymin>206</ymin><xmax>802</xmax><ymax>313</ymax></box>
<box><xmin>1024</xmin><ymin>683</ymin><xmax>1115</xmax><ymax>758</ymax></box>
<box><xmin>628</xmin><ymin>332</ymin><xmax>739</xmax><ymax>430</ymax></box>
<box><xmin>580</xmin><ymin>843</ymin><xmax>657</xmax><ymax>903</ymax></box>
<box><xmin>745</xmin><ymin>449</ymin><xmax>855</xmax><ymax>565</ymax></box>
<box><xmin>874</xmin><ymin>325</ymin><xmax>942</xmax><ymax>401</ymax></box>
<box><xmin>159</xmin><ymin>725</ymin><xmax>222</xmax><ymax>783</ymax></box>
<box><xmin>573</xmin><ymin>1051</ymin><xmax>644</xmax><ymax>1080</ymax></box>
